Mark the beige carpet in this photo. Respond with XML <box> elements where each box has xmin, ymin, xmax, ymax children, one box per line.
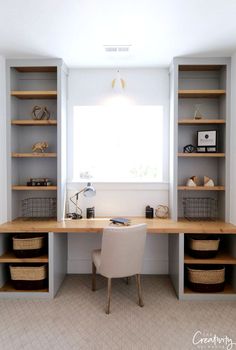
<box><xmin>0</xmin><ymin>275</ymin><xmax>235</xmax><ymax>350</ymax></box>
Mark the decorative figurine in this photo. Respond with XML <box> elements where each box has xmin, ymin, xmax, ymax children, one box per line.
<box><xmin>194</xmin><ymin>104</ymin><xmax>205</xmax><ymax>120</ymax></box>
<box><xmin>183</xmin><ymin>144</ymin><xmax>196</xmax><ymax>153</ymax></box>
<box><xmin>186</xmin><ymin>176</ymin><xmax>199</xmax><ymax>187</ymax></box>
<box><xmin>32</xmin><ymin>142</ymin><xmax>49</xmax><ymax>153</ymax></box>
<box><xmin>31</xmin><ymin>106</ymin><xmax>51</xmax><ymax>120</ymax></box>
<box><xmin>204</xmin><ymin>176</ymin><xmax>214</xmax><ymax>187</ymax></box>
<box><xmin>155</xmin><ymin>205</ymin><xmax>169</xmax><ymax>219</ymax></box>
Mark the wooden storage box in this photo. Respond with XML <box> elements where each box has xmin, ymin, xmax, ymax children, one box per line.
<box><xmin>187</xmin><ymin>265</ymin><xmax>225</xmax><ymax>293</ymax></box>
<box><xmin>187</xmin><ymin>236</ymin><xmax>220</xmax><ymax>258</ymax></box>
<box><xmin>9</xmin><ymin>264</ymin><xmax>47</xmax><ymax>290</ymax></box>
<box><xmin>13</xmin><ymin>234</ymin><xmax>45</xmax><ymax>258</ymax></box>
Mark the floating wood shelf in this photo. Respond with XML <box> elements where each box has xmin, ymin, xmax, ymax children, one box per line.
<box><xmin>178</xmin><ymin>153</ymin><xmax>225</xmax><ymax>158</ymax></box>
<box><xmin>12</xmin><ymin>153</ymin><xmax>57</xmax><ymax>158</ymax></box>
<box><xmin>12</xmin><ymin>186</ymin><xmax>57</xmax><ymax>191</ymax></box>
<box><xmin>178</xmin><ymin>90</ymin><xmax>226</xmax><ymax>98</ymax></box>
<box><xmin>14</xmin><ymin>66</ymin><xmax>57</xmax><ymax>73</ymax></box>
<box><xmin>184</xmin><ymin>284</ymin><xmax>235</xmax><ymax>295</ymax></box>
<box><xmin>0</xmin><ymin>251</ymin><xmax>48</xmax><ymax>263</ymax></box>
<box><xmin>178</xmin><ymin>119</ymin><xmax>226</xmax><ymax>125</ymax></box>
<box><xmin>178</xmin><ymin>186</ymin><xmax>225</xmax><ymax>191</ymax></box>
<box><xmin>11</xmin><ymin>120</ymin><xmax>57</xmax><ymax>126</ymax></box>
<box><xmin>11</xmin><ymin>91</ymin><xmax>57</xmax><ymax>99</ymax></box>
<box><xmin>184</xmin><ymin>252</ymin><xmax>236</xmax><ymax>265</ymax></box>
<box><xmin>0</xmin><ymin>281</ymin><xmax>48</xmax><ymax>293</ymax></box>
<box><xmin>179</xmin><ymin>65</ymin><xmax>223</xmax><ymax>72</ymax></box>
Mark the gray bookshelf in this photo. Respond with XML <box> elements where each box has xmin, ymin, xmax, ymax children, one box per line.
<box><xmin>0</xmin><ymin>59</ymin><xmax>68</xmax><ymax>298</ymax></box>
<box><xmin>169</xmin><ymin>57</ymin><xmax>236</xmax><ymax>301</ymax></box>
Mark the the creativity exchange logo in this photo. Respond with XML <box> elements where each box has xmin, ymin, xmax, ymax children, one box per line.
<box><xmin>192</xmin><ymin>331</ymin><xmax>236</xmax><ymax>350</ymax></box>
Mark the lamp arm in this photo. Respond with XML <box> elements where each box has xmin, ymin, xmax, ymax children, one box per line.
<box><xmin>70</xmin><ymin>191</ymin><xmax>84</xmax><ymax>216</ymax></box>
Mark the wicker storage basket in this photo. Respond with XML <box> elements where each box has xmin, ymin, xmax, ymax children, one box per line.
<box><xmin>188</xmin><ymin>236</ymin><xmax>220</xmax><ymax>259</ymax></box>
<box><xmin>13</xmin><ymin>234</ymin><xmax>45</xmax><ymax>258</ymax></box>
<box><xmin>187</xmin><ymin>265</ymin><xmax>225</xmax><ymax>293</ymax></box>
<box><xmin>9</xmin><ymin>264</ymin><xmax>47</xmax><ymax>290</ymax></box>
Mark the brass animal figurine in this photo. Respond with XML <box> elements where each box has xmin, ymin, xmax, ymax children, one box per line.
<box><xmin>32</xmin><ymin>142</ymin><xmax>49</xmax><ymax>153</ymax></box>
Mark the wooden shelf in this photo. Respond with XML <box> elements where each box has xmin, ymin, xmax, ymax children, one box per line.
<box><xmin>11</xmin><ymin>120</ymin><xmax>57</xmax><ymax>126</ymax></box>
<box><xmin>179</xmin><ymin>65</ymin><xmax>223</xmax><ymax>72</ymax></box>
<box><xmin>184</xmin><ymin>283</ymin><xmax>235</xmax><ymax>294</ymax></box>
<box><xmin>12</xmin><ymin>186</ymin><xmax>57</xmax><ymax>191</ymax></box>
<box><xmin>11</xmin><ymin>91</ymin><xmax>57</xmax><ymax>99</ymax></box>
<box><xmin>0</xmin><ymin>281</ymin><xmax>48</xmax><ymax>293</ymax></box>
<box><xmin>184</xmin><ymin>252</ymin><xmax>236</xmax><ymax>265</ymax></box>
<box><xmin>178</xmin><ymin>90</ymin><xmax>226</xmax><ymax>98</ymax></box>
<box><xmin>178</xmin><ymin>153</ymin><xmax>225</xmax><ymax>158</ymax></box>
<box><xmin>12</xmin><ymin>153</ymin><xmax>57</xmax><ymax>158</ymax></box>
<box><xmin>14</xmin><ymin>66</ymin><xmax>56</xmax><ymax>73</ymax></box>
<box><xmin>178</xmin><ymin>119</ymin><xmax>225</xmax><ymax>125</ymax></box>
<box><xmin>178</xmin><ymin>186</ymin><xmax>225</xmax><ymax>191</ymax></box>
<box><xmin>0</xmin><ymin>251</ymin><xmax>48</xmax><ymax>263</ymax></box>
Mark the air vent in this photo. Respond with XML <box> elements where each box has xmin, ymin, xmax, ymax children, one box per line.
<box><xmin>104</xmin><ymin>45</ymin><xmax>131</xmax><ymax>53</ymax></box>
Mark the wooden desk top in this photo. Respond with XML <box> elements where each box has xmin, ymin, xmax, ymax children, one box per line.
<box><xmin>0</xmin><ymin>218</ymin><xmax>236</xmax><ymax>234</ymax></box>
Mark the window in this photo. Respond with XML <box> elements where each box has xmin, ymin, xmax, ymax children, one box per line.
<box><xmin>72</xmin><ymin>105</ymin><xmax>164</xmax><ymax>182</ymax></box>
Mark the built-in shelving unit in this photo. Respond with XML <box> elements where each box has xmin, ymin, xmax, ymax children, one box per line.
<box><xmin>6</xmin><ymin>60</ymin><xmax>66</xmax><ymax>221</ymax></box>
<box><xmin>0</xmin><ymin>59</ymin><xmax>68</xmax><ymax>299</ymax></box>
<box><xmin>169</xmin><ymin>57</ymin><xmax>234</xmax><ymax>301</ymax></box>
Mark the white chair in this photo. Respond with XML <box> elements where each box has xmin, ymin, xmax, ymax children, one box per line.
<box><xmin>91</xmin><ymin>223</ymin><xmax>147</xmax><ymax>314</ymax></box>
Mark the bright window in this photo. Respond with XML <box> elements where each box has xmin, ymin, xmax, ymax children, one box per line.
<box><xmin>72</xmin><ymin>105</ymin><xmax>164</xmax><ymax>182</ymax></box>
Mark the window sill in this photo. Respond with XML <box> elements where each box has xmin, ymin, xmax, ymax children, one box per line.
<box><xmin>67</xmin><ymin>182</ymin><xmax>169</xmax><ymax>191</ymax></box>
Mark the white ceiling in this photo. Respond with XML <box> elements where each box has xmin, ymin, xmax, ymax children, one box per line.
<box><xmin>0</xmin><ymin>0</ymin><xmax>236</xmax><ymax>68</ymax></box>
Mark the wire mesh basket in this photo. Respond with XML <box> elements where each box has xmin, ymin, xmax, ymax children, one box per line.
<box><xmin>183</xmin><ymin>197</ymin><xmax>218</xmax><ymax>221</ymax></box>
<box><xmin>22</xmin><ymin>198</ymin><xmax>57</xmax><ymax>218</ymax></box>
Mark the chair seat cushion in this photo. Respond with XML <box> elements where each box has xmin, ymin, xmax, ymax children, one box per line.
<box><xmin>92</xmin><ymin>249</ymin><xmax>101</xmax><ymax>271</ymax></box>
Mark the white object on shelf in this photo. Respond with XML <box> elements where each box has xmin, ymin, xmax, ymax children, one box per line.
<box><xmin>204</xmin><ymin>176</ymin><xmax>214</xmax><ymax>187</ymax></box>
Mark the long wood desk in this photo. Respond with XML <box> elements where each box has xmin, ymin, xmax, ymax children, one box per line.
<box><xmin>0</xmin><ymin>218</ymin><xmax>236</xmax><ymax>301</ymax></box>
<box><xmin>1</xmin><ymin>217</ymin><xmax>236</xmax><ymax>233</ymax></box>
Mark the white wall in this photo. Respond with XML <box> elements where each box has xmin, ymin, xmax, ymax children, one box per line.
<box><xmin>0</xmin><ymin>56</ymin><xmax>7</xmax><ymax>224</ymax></box>
<box><xmin>230</xmin><ymin>53</ymin><xmax>236</xmax><ymax>223</ymax></box>
<box><xmin>67</xmin><ymin>68</ymin><xmax>170</xmax><ymax>274</ymax></box>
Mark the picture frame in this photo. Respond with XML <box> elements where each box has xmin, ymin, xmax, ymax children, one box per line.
<box><xmin>197</xmin><ymin>130</ymin><xmax>217</xmax><ymax>147</ymax></box>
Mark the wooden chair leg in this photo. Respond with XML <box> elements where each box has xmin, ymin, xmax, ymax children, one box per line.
<box><xmin>125</xmin><ymin>277</ymin><xmax>130</xmax><ymax>285</ymax></box>
<box><xmin>135</xmin><ymin>274</ymin><xmax>144</xmax><ymax>307</ymax></box>
<box><xmin>106</xmin><ymin>278</ymin><xmax>112</xmax><ymax>314</ymax></box>
<box><xmin>92</xmin><ymin>262</ymin><xmax>96</xmax><ymax>291</ymax></box>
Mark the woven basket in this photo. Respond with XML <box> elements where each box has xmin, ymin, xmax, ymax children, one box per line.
<box><xmin>9</xmin><ymin>264</ymin><xmax>47</xmax><ymax>290</ymax></box>
<box><xmin>188</xmin><ymin>236</ymin><xmax>220</xmax><ymax>258</ymax></box>
<box><xmin>187</xmin><ymin>265</ymin><xmax>225</xmax><ymax>292</ymax></box>
<box><xmin>10</xmin><ymin>265</ymin><xmax>47</xmax><ymax>281</ymax></box>
<box><xmin>12</xmin><ymin>234</ymin><xmax>45</xmax><ymax>258</ymax></box>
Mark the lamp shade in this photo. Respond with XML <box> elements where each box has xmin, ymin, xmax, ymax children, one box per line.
<box><xmin>83</xmin><ymin>182</ymin><xmax>96</xmax><ymax>198</ymax></box>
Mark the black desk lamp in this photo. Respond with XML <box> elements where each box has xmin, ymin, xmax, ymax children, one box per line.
<box><xmin>69</xmin><ymin>182</ymin><xmax>96</xmax><ymax>219</ymax></box>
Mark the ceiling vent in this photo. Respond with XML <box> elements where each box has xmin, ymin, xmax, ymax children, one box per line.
<box><xmin>104</xmin><ymin>45</ymin><xmax>131</xmax><ymax>53</ymax></box>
